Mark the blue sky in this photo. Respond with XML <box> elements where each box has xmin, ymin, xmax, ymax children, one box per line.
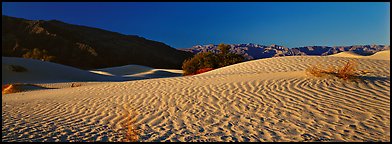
<box><xmin>2</xmin><ymin>2</ymin><xmax>390</xmax><ymax>48</ymax></box>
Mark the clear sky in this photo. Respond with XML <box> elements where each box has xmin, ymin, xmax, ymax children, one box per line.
<box><xmin>2</xmin><ymin>2</ymin><xmax>390</xmax><ymax>48</ymax></box>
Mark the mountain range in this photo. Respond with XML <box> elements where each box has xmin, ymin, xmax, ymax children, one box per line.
<box><xmin>2</xmin><ymin>15</ymin><xmax>193</xmax><ymax>70</ymax></box>
<box><xmin>180</xmin><ymin>43</ymin><xmax>390</xmax><ymax>60</ymax></box>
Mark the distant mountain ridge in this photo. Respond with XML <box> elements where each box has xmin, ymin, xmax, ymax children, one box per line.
<box><xmin>2</xmin><ymin>15</ymin><xmax>194</xmax><ymax>69</ymax></box>
<box><xmin>181</xmin><ymin>43</ymin><xmax>390</xmax><ymax>60</ymax></box>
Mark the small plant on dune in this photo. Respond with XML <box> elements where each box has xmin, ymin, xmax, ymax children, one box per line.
<box><xmin>121</xmin><ymin>111</ymin><xmax>140</xmax><ymax>142</ymax></box>
<box><xmin>2</xmin><ymin>84</ymin><xmax>14</xmax><ymax>94</ymax></box>
<box><xmin>8</xmin><ymin>65</ymin><xmax>28</xmax><ymax>72</ymax></box>
<box><xmin>2</xmin><ymin>83</ymin><xmax>49</xmax><ymax>94</ymax></box>
<box><xmin>336</xmin><ymin>60</ymin><xmax>358</xmax><ymax>80</ymax></box>
<box><xmin>2</xmin><ymin>84</ymin><xmax>24</xmax><ymax>94</ymax></box>
<box><xmin>306</xmin><ymin>65</ymin><xmax>334</xmax><ymax>77</ymax></box>
<box><xmin>306</xmin><ymin>60</ymin><xmax>371</xmax><ymax>80</ymax></box>
<box><xmin>71</xmin><ymin>83</ymin><xmax>82</xmax><ymax>87</ymax></box>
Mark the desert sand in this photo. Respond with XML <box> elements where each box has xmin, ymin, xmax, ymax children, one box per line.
<box><xmin>2</xmin><ymin>51</ymin><xmax>390</xmax><ymax>142</ymax></box>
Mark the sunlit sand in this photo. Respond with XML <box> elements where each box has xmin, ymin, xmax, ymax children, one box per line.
<box><xmin>2</xmin><ymin>50</ymin><xmax>390</xmax><ymax>142</ymax></box>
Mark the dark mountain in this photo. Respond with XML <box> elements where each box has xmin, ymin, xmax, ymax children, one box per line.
<box><xmin>2</xmin><ymin>15</ymin><xmax>194</xmax><ymax>69</ymax></box>
<box><xmin>181</xmin><ymin>43</ymin><xmax>389</xmax><ymax>60</ymax></box>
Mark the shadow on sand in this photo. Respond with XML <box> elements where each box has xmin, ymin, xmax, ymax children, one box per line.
<box><xmin>354</xmin><ymin>75</ymin><xmax>390</xmax><ymax>82</ymax></box>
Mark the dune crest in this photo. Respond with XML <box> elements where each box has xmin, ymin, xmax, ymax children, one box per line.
<box><xmin>328</xmin><ymin>51</ymin><xmax>363</xmax><ymax>58</ymax></box>
<box><xmin>368</xmin><ymin>50</ymin><xmax>390</xmax><ymax>60</ymax></box>
<box><xmin>329</xmin><ymin>50</ymin><xmax>390</xmax><ymax>60</ymax></box>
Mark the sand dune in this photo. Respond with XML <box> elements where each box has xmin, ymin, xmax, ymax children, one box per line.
<box><xmin>2</xmin><ymin>57</ymin><xmax>120</xmax><ymax>85</ymax></box>
<box><xmin>329</xmin><ymin>50</ymin><xmax>390</xmax><ymax>60</ymax></box>
<box><xmin>2</xmin><ymin>54</ymin><xmax>390</xmax><ymax>142</ymax></box>
<box><xmin>329</xmin><ymin>51</ymin><xmax>363</xmax><ymax>58</ymax></box>
<box><xmin>2</xmin><ymin>57</ymin><xmax>183</xmax><ymax>85</ymax></box>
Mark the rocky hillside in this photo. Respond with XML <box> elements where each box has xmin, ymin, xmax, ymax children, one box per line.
<box><xmin>181</xmin><ymin>43</ymin><xmax>390</xmax><ymax>60</ymax></box>
<box><xmin>2</xmin><ymin>15</ymin><xmax>193</xmax><ymax>69</ymax></box>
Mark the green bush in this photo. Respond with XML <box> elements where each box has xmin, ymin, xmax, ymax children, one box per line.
<box><xmin>217</xmin><ymin>44</ymin><xmax>245</xmax><ymax>67</ymax></box>
<box><xmin>182</xmin><ymin>44</ymin><xmax>245</xmax><ymax>75</ymax></box>
<box><xmin>218</xmin><ymin>43</ymin><xmax>231</xmax><ymax>55</ymax></box>
<box><xmin>219</xmin><ymin>53</ymin><xmax>245</xmax><ymax>67</ymax></box>
<box><xmin>182</xmin><ymin>52</ymin><xmax>219</xmax><ymax>75</ymax></box>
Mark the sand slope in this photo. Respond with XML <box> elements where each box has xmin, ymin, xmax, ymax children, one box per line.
<box><xmin>368</xmin><ymin>50</ymin><xmax>390</xmax><ymax>60</ymax></box>
<box><xmin>2</xmin><ymin>54</ymin><xmax>390</xmax><ymax>142</ymax></box>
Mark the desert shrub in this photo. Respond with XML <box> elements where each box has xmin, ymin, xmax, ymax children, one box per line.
<box><xmin>2</xmin><ymin>84</ymin><xmax>29</xmax><ymax>94</ymax></box>
<box><xmin>219</xmin><ymin>53</ymin><xmax>246</xmax><ymax>67</ymax></box>
<box><xmin>182</xmin><ymin>44</ymin><xmax>245</xmax><ymax>75</ymax></box>
<box><xmin>306</xmin><ymin>64</ymin><xmax>335</xmax><ymax>77</ymax></box>
<box><xmin>182</xmin><ymin>58</ymin><xmax>198</xmax><ymax>76</ymax></box>
<box><xmin>336</xmin><ymin>61</ymin><xmax>358</xmax><ymax>80</ymax></box>
<box><xmin>8</xmin><ymin>65</ymin><xmax>28</xmax><ymax>72</ymax></box>
<box><xmin>215</xmin><ymin>43</ymin><xmax>245</xmax><ymax>67</ymax></box>
<box><xmin>2</xmin><ymin>84</ymin><xmax>15</xmax><ymax>94</ymax></box>
<box><xmin>182</xmin><ymin>52</ymin><xmax>220</xmax><ymax>75</ymax></box>
<box><xmin>71</xmin><ymin>83</ymin><xmax>82</xmax><ymax>87</ymax></box>
<box><xmin>22</xmin><ymin>48</ymin><xmax>56</xmax><ymax>61</ymax></box>
<box><xmin>2</xmin><ymin>83</ymin><xmax>50</xmax><ymax>94</ymax></box>
<box><xmin>121</xmin><ymin>112</ymin><xmax>140</xmax><ymax>142</ymax></box>
<box><xmin>306</xmin><ymin>60</ymin><xmax>370</xmax><ymax>80</ymax></box>
<box><xmin>217</xmin><ymin>43</ymin><xmax>231</xmax><ymax>55</ymax></box>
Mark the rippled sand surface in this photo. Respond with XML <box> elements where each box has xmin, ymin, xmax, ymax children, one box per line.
<box><xmin>2</xmin><ymin>51</ymin><xmax>390</xmax><ymax>142</ymax></box>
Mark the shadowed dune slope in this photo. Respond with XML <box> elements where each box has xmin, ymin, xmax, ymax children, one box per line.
<box><xmin>2</xmin><ymin>57</ymin><xmax>119</xmax><ymax>84</ymax></box>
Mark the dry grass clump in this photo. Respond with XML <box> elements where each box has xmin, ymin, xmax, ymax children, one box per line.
<box><xmin>2</xmin><ymin>83</ymin><xmax>49</xmax><ymax>94</ymax></box>
<box><xmin>306</xmin><ymin>60</ymin><xmax>371</xmax><ymax>80</ymax></box>
<box><xmin>71</xmin><ymin>83</ymin><xmax>82</xmax><ymax>87</ymax></box>
<box><xmin>121</xmin><ymin>111</ymin><xmax>140</xmax><ymax>142</ymax></box>
<box><xmin>306</xmin><ymin>65</ymin><xmax>333</xmax><ymax>77</ymax></box>
<box><xmin>2</xmin><ymin>84</ymin><xmax>18</xmax><ymax>94</ymax></box>
<box><xmin>336</xmin><ymin>61</ymin><xmax>359</xmax><ymax>80</ymax></box>
<box><xmin>2</xmin><ymin>84</ymin><xmax>31</xmax><ymax>94</ymax></box>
